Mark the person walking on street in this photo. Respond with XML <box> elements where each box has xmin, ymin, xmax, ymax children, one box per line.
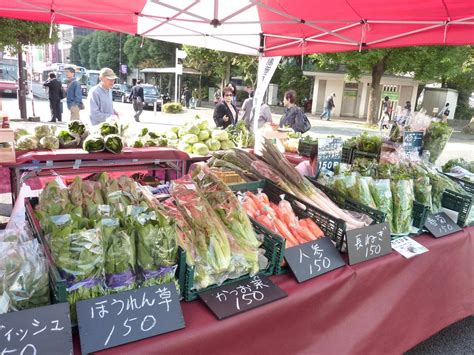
<box><xmin>320</xmin><ymin>93</ymin><xmax>336</xmax><ymax>121</ymax></box>
<box><xmin>129</xmin><ymin>79</ymin><xmax>144</xmax><ymax>122</ymax></box>
<box><xmin>279</xmin><ymin>90</ymin><xmax>311</xmax><ymax>133</ymax></box>
<box><xmin>65</xmin><ymin>66</ymin><xmax>83</xmax><ymax>121</ymax></box>
<box><xmin>241</xmin><ymin>91</ymin><xmax>254</xmax><ymax>123</ymax></box>
<box><xmin>213</xmin><ymin>86</ymin><xmax>239</xmax><ymax>129</ymax></box>
<box><xmin>437</xmin><ymin>103</ymin><xmax>450</xmax><ymax>122</ymax></box>
<box><xmin>183</xmin><ymin>87</ymin><xmax>192</xmax><ymax>108</ymax></box>
<box><xmin>87</xmin><ymin>67</ymin><xmax>119</xmax><ymax>126</ymax></box>
<box><xmin>43</xmin><ymin>72</ymin><xmax>63</xmax><ymax>122</ymax></box>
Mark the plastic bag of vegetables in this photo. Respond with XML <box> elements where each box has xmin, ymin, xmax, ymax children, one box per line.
<box><xmin>423</xmin><ymin>122</ymin><xmax>453</xmax><ymax>163</ymax></box>
<box><xmin>83</xmin><ymin>135</ymin><xmax>105</xmax><ymax>153</ymax></box>
<box><xmin>346</xmin><ymin>174</ymin><xmax>377</xmax><ymax>209</ymax></box>
<box><xmin>39</xmin><ymin>136</ymin><xmax>60</xmax><ymax>149</ymax></box>
<box><xmin>98</xmin><ymin>121</ymin><xmax>119</xmax><ymax>137</ymax></box>
<box><xmin>390</xmin><ymin>179</ymin><xmax>414</xmax><ymax>235</ymax></box>
<box><xmin>68</xmin><ymin>120</ymin><xmax>87</xmax><ymax>137</ymax></box>
<box><xmin>414</xmin><ymin>175</ymin><xmax>432</xmax><ymax>209</ymax></box>
<box><xmin>34</xmin><ymin>125</ymin><xmax>55</xmax><ymax>140</ymax></box>
<box><xmin>57</xmin><ymin>129</ymin><xmax>81</xmax><ymax>148</ymax></box>
<box><xmin>104</xmin><ymin>134</ymin><xmax>124</xmax><ymax>154</ymax></box>
<box><xmin>355</xmin><ymin>132</ymin><xmax>382</xmax><ymax>153</ymax></box>
<box><xmin>369</xmin><ymin>179</ymin><xmax>393</xmax><ymax>226</ymax></box>
<box><xmin>16</xmin><ymin>135</ymin><xmax>39</xmax><ymax>150</ymax></box>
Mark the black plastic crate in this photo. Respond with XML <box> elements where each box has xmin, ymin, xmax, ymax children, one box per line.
<box><xmin>412</xmin><ymin>201</ymin><xmax>430</xmax><ymax>231</ymax></box>
<box><xmin>442</xmin><ymin>173</ymin><xmax>474</xmax><ymax>195</ymax></box>
<box><xmin>183</xmin><ymin>231</ymin><xmax>278</xmax><ymax>301</ymax></box>
<box><xmin>230</xmin><ymin>180</ymin><xmax>347</xmax><ymax>270</ymax></box>
<box><xmin>298</xmin><ymin>141</ymin><xmax>318</xmax><ymax>157</ymax></box>
<box><xmin>441</xmin><ymin>189</ymin><xmax>473</xmax><ymax>227</ymax></box>
<box><xmin>341</xmin><ymin>147</ymin><xmax>354</xmax><ymax>164</ymax></box>
<box><xmin>307</xmin><ymin>178</ymin><xmax>386</xmax><ymax>224</ymax></box>
<box><xmin>352</xmin><ymin>150</ymin><xmax>379</xmax><ymax>162</ymax></box>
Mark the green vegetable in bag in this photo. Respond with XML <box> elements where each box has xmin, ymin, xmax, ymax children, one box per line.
<box><xmin>390</xmin><ymin>179</ymin><xmax>414</xmax><ymax>235</ymax></box>
<box><xmin>57</xmin><ymin>130</ymin><xmax>81</xmax><ymax>148</ymax></box>
<box><xmin>369</xmin><ymin>179</ymin><xmax>393</xmax><ymax>226</ymax></box>
<box><xmin>83</xmin><ymin>135</ymin><xmax>105</xmax><ymax>152</ymax></box>
<box><xmin>98</xmin><ymin>122</ymin><xmax>119</xmax><ymax>137</ymax></box>
<box><xmin>104</xmin><ymin>134</ymin><xmax>124</xmax><ymax>153</ymax></box>
<box><xmin>423</xmin><ymin>122</ymin><xmax>453</xmax><ymax>163</ymax></box>
<box><xmin>68</xmin><ymin>121</ymin><xmax>86</xmax><ymax>136</ymax></box>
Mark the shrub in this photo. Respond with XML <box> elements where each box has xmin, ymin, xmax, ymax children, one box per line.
<box><xmin>163</xmin><ymin>102</ymin><xmax>183</xmax><ymax>113</ymax></box>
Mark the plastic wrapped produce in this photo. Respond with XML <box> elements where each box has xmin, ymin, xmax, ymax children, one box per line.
<box><xmin>390</xmin><ymin>179</ymin><xmax>414</xmax><ymax>235</ymax></box>
<box><xmin>369</xmin><ymin>179</ymin><xmax>393</xmax><ymax>227</ymax></box>
<box><xmin>423</xmin><ymin>122</ymin><xmax>453</xmax><ymax>163</ymax></box>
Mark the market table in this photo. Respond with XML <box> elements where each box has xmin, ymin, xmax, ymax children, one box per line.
<box><xmin>72</xmin><ymin>227</ymin><xmax>473</xmax><ymax>355</ymax></box>
<box><xmin>1</xmin><ymin>147</ymin><xmax>191</xmax><ymax>200</ymax></box>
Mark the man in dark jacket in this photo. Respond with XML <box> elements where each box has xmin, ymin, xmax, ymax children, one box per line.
<box><xmin>129</xmin><ymin>80</ymin><xmax>145</xmax><ymax>122</ymax></box>
<box><xmin>43</xmin><ymin>72</ymin><xmax>63</xmax><ymax>122</ymax></box>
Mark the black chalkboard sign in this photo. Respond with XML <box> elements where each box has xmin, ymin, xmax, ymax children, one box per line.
<box><xmin>424</xmin><ymin>212</ymin><xmax>461</xmax><ymax>238</ymax></box>
<box><xmin>0</xmin><ymin>303</ymin><xmax>72</xmax><ymax>355</ymax></box>
<box><xmin>284</xmin><ymin>237</ymin><xmax>346</xmax><ymax>283</ymax></box>
<box><xmin>317</xmin><ymin>137</ymin><xmax>343</xmax><ymax>172</ymax></box>
<box><xmin>76</xmin><ymin>282</ymin><xmax>185</xmax><ymax>354</ymax></box>
<box><xmin>403</xmin><ymin>131</ymin><xmax>423</xmax><ymax>155</ymax></box>
<box><xmin>346</xmin><ymin>222</ymin><xmax>392</xmax><ymax>265</ymax></box>
<box><xmin>198</xmin><ymin>275</ymin><xmax>287</xmax><ymax>320</ymax></box>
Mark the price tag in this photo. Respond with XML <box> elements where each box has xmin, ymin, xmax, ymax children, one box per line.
<box><xmin>391</xmin><ymin>236</ymin><xmax>429</xmax><ymax>259</ymax></box>
<box><xmin>0</xmin><ymin>303</ymin><xmax>72</xmax><ymax>355</ymax></box>
<box><xmin>317</xmin><ymin>137</ymin><xmax>343</xmax><ymax>172</ymax></box>
<box><xmin>284</xmin><ymin>237</ymin><xmax>346</xmax><ymax>283</ymax></box>
<box><xmin>402</xmin><ymin>131</ymin><xmax>423</xmax><ymax>155</ymax></box>
<box><xmin>46</xmin><ymin>160</ymin><xmax>53</xmax><ymax>168</ymax></box>
<box><xmin>198</xmin><ymin>275</ymin><xmax>287</xmax><ymax>320</ymax></box>
<box><xmin>424</xmin><ymin>212</ymin><xmax>461</xmax><ymax>238</ymax></box>
<box><xmin>73</xmin><ymin>159</ymin><xmax>81</xmax><ymax>169</ymax></box>
<box><xmin>346</xmin><ymin>222</ymin><xmax>392</xmax><ymax>265</ymax></box>
<box><xmin>76</xmin><ymin>283</ymin><xmax>185</xmax><ymax>354</ymax></box>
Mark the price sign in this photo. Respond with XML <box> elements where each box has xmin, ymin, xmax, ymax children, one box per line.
<box><xmin>284</xmin><ymin>237</ymin><xmax>346</xmax><ymax>283</ymax></box>
<box><xmin>317</xmin><ymin>137</ymin><xmax>343</xmax><ymax>172</ymax></box>
<box><xmin>424</xmin><ymin>212</ymin><xmax>461</xmax><ymax>238</ymax></box>
<box><xmin>346</xmin><ymin>222</ymin><xmax>392</xmax><ymax>265</ymax></box>
<box><xmin>0</xmin><ymin>303</ymin><xmax>72</xmax><ymax>355</ymax></box>
<box><xmin>403</xmin><ymin>131</ymin><xmax>423</xmax><ymax>155</ymax></box>
<box><xmin>198</xmin><ymin>275</ymin><xmax>287</xmax><ymax>320</ymax></box>
<box><xmin>76</xmin><ymin>283</ymin><xmax>185</xmax><ymax>354</ymax></box>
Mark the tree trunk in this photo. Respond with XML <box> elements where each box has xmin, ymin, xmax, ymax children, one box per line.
<box><xmin>415</xmin><ymin>84</ymin><xmax>425</xmax><ymax>111</ymax></box>
<box><xmin>17</xmin><ymin>49</ymin><xmax>27</xmax><ymax>119</ymax></box>
<box><xmin>225</xmin><ymin>60</ymin><xmax>231</xmax><ymax>85</ymax></box>
<box><xmin>366</xmin><ymin>58</ymin><xmax>386</xmax><ymax>125</ymax></box>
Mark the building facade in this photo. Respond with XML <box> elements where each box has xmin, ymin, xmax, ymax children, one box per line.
<box><xmin>304</xmin><ymin>70</ymin><xmax>420</xmax><ymax>119</ymax></box>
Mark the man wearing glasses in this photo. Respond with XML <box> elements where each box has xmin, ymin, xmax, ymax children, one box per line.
<box><xmin>87</xmin><ymin>67</ymin><xmax>120</xmax><ymax>126</ymax></box>
<box><xmin>213</xmin><ymin>86</ymin><xmax>238</xmax><ymax>128</ymax></box>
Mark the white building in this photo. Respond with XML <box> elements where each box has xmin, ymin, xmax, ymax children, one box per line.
<box><xmin>304</xmin><ymin>70</ymin><xmax>420</xmax><ymax>119</ymax></box>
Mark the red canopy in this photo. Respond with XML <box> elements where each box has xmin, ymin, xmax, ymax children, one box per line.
<box><xmin>1</xmin><ymin>0</ymin><xmax>473</xmax><ymax>55</ymax></box>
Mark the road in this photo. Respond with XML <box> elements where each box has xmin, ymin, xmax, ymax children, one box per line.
<box><xmin>1</xmin><ymin>96</ymin><xmax>473</xmax><ymax>165</ymax></box>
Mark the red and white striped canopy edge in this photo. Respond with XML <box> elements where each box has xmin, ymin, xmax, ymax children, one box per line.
<box><xmin>1</xmin><ymin>0</ymin><xmax>473</xmax><ymax>56</ymax></box>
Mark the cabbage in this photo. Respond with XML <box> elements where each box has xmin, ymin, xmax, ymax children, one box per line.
<box><xmin>166</xmin><ymin>131</ymin><xmax>178</xmax><ymax>140</ymax></box>
<box><xmin>219</xmin><ymin>140</ymin><xmax>235</xmax><ymax>150</ymax></box>
<box><xmin>68</xmin><ymin>121</ymin><xmax>86</xmax><ymax>136</ymax></box>
<box><xmin>39</xmin><ymin>136</ymin><xmax>60</xmax><ymax>149</ymax></box>
<box><xmin>205</xmin><ymin>138</ymin><xmax>221</xmax><ymax>151</ymax></box>
<box><xmin>182</xmin><ymin>134</ymin><xmax>199</xmax><ymax>145</ymax></box>
<box><xmin>178</xmin><ymin>127</ymin><xmax>187</xmax><ymax>138</ymax></box>
<box><xmin>83</xmin><ymin>135</ymin><xmax>105</xmax><ymax>153</ymax></box>
<box><xmin>168</xmin><ymin>139</ymin><xmax>179</xmax><ymax>147</ymax></box>
<box><xmin>178</xmin><ymin>142</ymin><xmax>194</xmax><ymax>154</ymax></box>
<box><xmin>198</xmin><ymin>130</ymin><xmax>210</xmax><ymax>141</ymax></box>
<box><xmin>144</xmin><ymin>139</ymin><xmax>157</xmax><ymax>147</ymax></box>
<box><xmin>34</xmin><ymin>125</ymin><xmax>55</xmax><ymax>139</ymax></box>
<box><xmin>130</xmin><ymin>138</ymin><xmax>144</xmax><ymax>148</ymax></box>
<box><xmin>197</xmin><ymin>119</ymin><xmax>209</xmax><ymax>130</ymax></box>
<box><xmin>211</xmin><ymin>130</ymin><xmax>229</xmax><ymax>141</ymax></box>
<box><xmin>104</xmin><ymin>134</ymin><xmax>124</xmax><ymax>154</ymax></box>
<box><xmin>14</xmin><ymin>128</ymin><xmax>29</xmax><ymax>141</ymax></box>
<box><xmin>192</xmin><ymin>143</ymin><xmax>209</xmax><ymax>156</ymax></box>
<box><xmin>16</xmin><ymin>136</ymin><xmax>38</xmax><ymax>150</ymax></box>
<box><xmin>185</xmin><ymin>124</ymin><xmax>200</xmax><ymax>135</ymax></box>
<box><xmin>157</xmin><ymin>137</ymin><xmax>168</xmax><ymax>147</ymax></box>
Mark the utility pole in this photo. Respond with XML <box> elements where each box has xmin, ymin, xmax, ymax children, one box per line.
<box><xmin>118</xmin><ymin>33</ymin><xmax>122</xmax><ymax>82</ymax></box>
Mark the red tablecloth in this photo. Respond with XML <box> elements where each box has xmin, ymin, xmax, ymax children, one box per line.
<box><xmin>73</xmin><ymin>227</ymin><xmax>473</xmax><ymax>355</ymax></box>
<box><xmin>9</xmin><ymin>147</ymin><xmax>190</xmax><ymax>166</ymax></box>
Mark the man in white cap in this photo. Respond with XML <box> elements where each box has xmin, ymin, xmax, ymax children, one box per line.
<box><xmin>87</xmin><ymin>67</ymin><xmax>120</xmax><ymax>126</ymax></box>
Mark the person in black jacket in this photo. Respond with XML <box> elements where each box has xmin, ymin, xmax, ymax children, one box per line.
<box><xmin>279</xmin><ymin>90</ymin><xmax>309</xmax><ymax>132</ymax></box>
<box><xmin>129</xmin><ymin>80</ymin><xmax>145</xmax><ymax>122</ymax></box>
<box><xmin>213</xmin><ymin>86</ymin><xmax>238</xmax><ymax>128</ymax></box>
<box><xmin>43</xmin><ymin>72</ymin><xmax>63</xmax><ymax>122</ymax></box>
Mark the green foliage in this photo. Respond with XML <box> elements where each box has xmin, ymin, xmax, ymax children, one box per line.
<box><xmin>277</xmin><ymin>61</ymin><xmax>311</xmax><ymax>106</ymax></box>
<box><xmin>123</xmin><ymin>36</ymin><xmax>176</xmax><ymax>69</ymax></box>
<box><xmin>96</xmin><ymin>32</ymin><xmax>120</xmax><ymax>70</ymax></box>
<box><xmin>163</xmin><ymin>102</ymin><xmax>183</xmax><ymax>113</ymax></box>
<box><xmin>88</xmin><ymin>32</ymin><xmax>99</xmax><ymax>69</ymax></box>
<box><xmin>78</xmin><ymin>35</ymin><xmax>92</xmax><ymax>69</ymax></box>
<box><xmin>69</xmin><ymin>37</ymin><xmax>84</xmax><ymax>66</ymax></box>
<box><xmin>0</xmin><ymin>19</ymin><xmax>58</xmax><ymax>51</ymax></box>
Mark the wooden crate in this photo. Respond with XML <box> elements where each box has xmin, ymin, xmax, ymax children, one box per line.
<box><xmin>211</xmin><ymin>168</ymin><xmax>245</xmax><ymax>184</ymax></box>
<box><xmin>0</xmin><ymin>129</ymin><xmax>15</xmax><ymax>164</ymax></box>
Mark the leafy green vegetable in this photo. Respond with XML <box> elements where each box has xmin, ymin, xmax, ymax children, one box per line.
<box><xmin>68</xmin><ymin>121</ymin><xmax>86</xmax><ymax>136</ymax></box>
<box><xmin>83</xmin><ymin>135</ymin><xmax>105</xmax><ymax>153</ymax></box>
<box><xmin>212</xmin><ymin>129</ymin><xmax>229</xmax><ymax>141</ymax></box>
<box><xmin>104</xmin><ymin>134</ymin><xmax>124</xmax><ymax>153</ymax></box>
<box><xmin>57</xmin><ymin>130</ymin><xmax>81</xmax><ymax>148</ymax></box>
<box><xmin>226</xmin><ymin>121</ymin><xmax>253</xmax><ymax>148</ymax></box>
<box><xmin>442</xmin><ymin>158</ymin><xmax>474</xmax><ymax>173</ymax></box>
<box><xmin>369</xmin><ymin>179</ymin><xmax>393</xmax><ymax>226</ymax></box>
<box><xmin>98</xmin><ymin>122</ymin><xmax>119</xmax><ymax>137</ymax></box>
<box><xmin>192</xmin><ymin>143</ymin><xmax>210</xmax><ymax>156</ymax></box>
<box><xmin>139</xmin><ymin>127</ymin><xmax>149</xmax><ymax>137</ymax></box>
<box><xmin>206</xmin><ymin>138</ymin><xmax>221</xmax><ymax>151</ymax></box>
<box><xmin>34</xmin><ymin>125</ymin><xmax>55</xmax><ymax>140</ymax></box>
<box><xmin>16</xmin><ymin>136</ymin><xmax>39</xmax><ymax>150</ymax></box>
<box><xmin>182</xmin><ymin>134</ymin><xmax>199</xmax><ymax>145</ymax></box>
<box><xmin>219</xmin><ymin>140</ymin><xmax>235</xmax><ymax>150</ymax></box>
<box><xmin>390</xmin><ymin>180</ymin><xmax>414</xmax><ymax>235</ymax></box>
<box><xmin>423</xmin><ymin>122</ymin><xmax>453</xmax><ymax>163</ymax></box>
<box><xmin>39</xmin><ymin>136</ymin><xmax>59</xmax><ymax>149</ymax></box>
<box><xmin>355</xmin><ymin>132</ymin><xmax>382</xmax><ymax>153</ymax></box>
<box><xmin>14</xmin><ymin>128</ymin><xmax>29</xmax><ymax>141</ymax></box>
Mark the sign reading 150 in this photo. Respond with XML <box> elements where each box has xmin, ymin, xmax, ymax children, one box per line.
<box><xmin>318</xmin><ymin>161</ymin><xmax>339</xmax><ymax>170</ymax></box>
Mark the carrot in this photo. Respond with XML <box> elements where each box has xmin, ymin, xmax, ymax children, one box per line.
<box><xmin>256</xmin><ymin>190</ymin><xmax>270</xmax><ymax>205</ymax></box>
<box><xmin>243</xmin><ymin>195</ymin><xmax>259</xmax><ymax>212</ymax></box>
<box><xmin>304</xmin><ymin>218</ymin><xmax>324</xmax><ymax>239</ymax></box>
<box><xmin>256</xmin><ymin>214</ymin><xmax>276</xmax><ymax>232</ymax></box>
<box><xmin>300</xmin><ymin>226</ymin><xmax>318</xmax><ymax>241</ymax></box>
<box><xmin>274</xmin><ymin>218</ymin><xmax>299</xmax><ymax>245</ymax></box>
<box><xmin>289</xmin><ymin>226</ymin><xmax>309</xmax><ymax>244</ymax></box>
<box><xmin>246</xmin><ymin>191</ymin><xmax>266</xmax><ymax>212</ymax></box>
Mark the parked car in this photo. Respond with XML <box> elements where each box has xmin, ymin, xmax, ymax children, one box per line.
<box><xmin>142</xmin><ymin>84</ymin><xmax>165</xmax><ymax>110</ymax></box>
<box><xmin>112</xmin><ymin>84</ymin><xmax>132</xmax><ymax>103</ymax></box>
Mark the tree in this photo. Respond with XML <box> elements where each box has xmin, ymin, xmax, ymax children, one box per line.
<box><xmin>123</xmin><ymin>36</ymin><xmax>176</xmax><ymax>69</ymax></box>
<box><xmin>311</xmin><ymin>46</ymin><xmax>472</xmax><ymax>124</ymax></box>
<box><xmin>96</xmin><ymin>32</ymin><xmax>120</xmax><ymax>71</ymax></box>
<box><xmin>69</xmin><ymin>37</ymin><xmax>84</xmax><ymax>66</ymax></box>
<box><xmin>276</xmin><ymin>58</ymin><xmax>312</xmax><ymax>106</ymax></box>
<box><xmin>88</xmin><ymin>32</ymin><xmax>99</xmax><ymax>69</ymax></box>
<box><xmin>78</xmin><ymin>35</ymin><xmax>92</xmax><ymax>69</ymax></box>
<box><xmin>0</xmin><ymin>19</ymin><xmax>58</xmax><ymax>119</ymax></box>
